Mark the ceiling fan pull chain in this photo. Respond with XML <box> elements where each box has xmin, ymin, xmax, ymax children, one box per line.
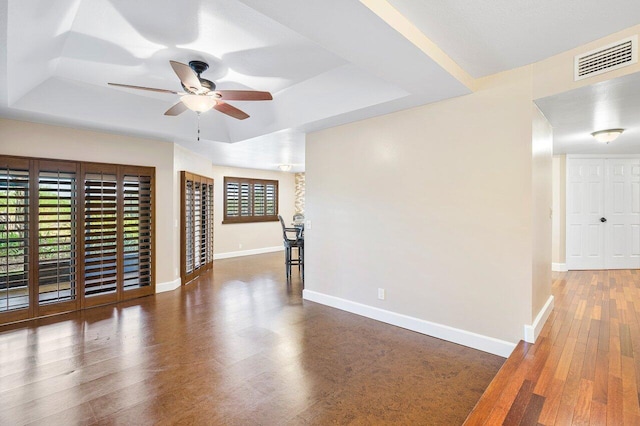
<box><xmin>197</xmin><ymin>112</ymin><xmax>201</xmax><ymax>141</ymax></box>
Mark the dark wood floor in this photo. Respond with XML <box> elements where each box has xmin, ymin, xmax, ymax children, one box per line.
<box><xmin>465</xmin><ymin>269</ymin><xmax>640</xmax><ymax>425</ymax></box>
<box><xmin>0</xmin><ymin>252</ymin><xmax>504</xmax><ymax>425</ymax></box>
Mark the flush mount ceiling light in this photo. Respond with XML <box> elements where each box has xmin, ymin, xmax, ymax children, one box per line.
<box><xmin>591</xmin><ymin>128</ymin><xmax>624</xmax><ymax>144</ymax></box>
<box><xmin>278</xmin><ymin>164</ymin><xmax>292</xmax><ymax>172</ymax></box>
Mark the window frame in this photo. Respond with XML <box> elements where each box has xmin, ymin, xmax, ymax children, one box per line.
<box><xmin>222</xmin><ymin>176</ymin><xmax>279</xmax><ymax>224</ymax></box>
<box><xmin>180</xmin><ymin>171</ymin><xmax>214</xmax><ymax>285</ymax></box>
<box><xmin>0</xmin><ymin>155</ymin><xmax>155</xmax><ymax>325</ymax></box>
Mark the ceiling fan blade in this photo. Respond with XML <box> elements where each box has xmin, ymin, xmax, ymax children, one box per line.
<box><xmin>214</xmin><ymin>101</ymin><xmax>249</xmax><ymax>120</ymax></box>
<box><xmin>215</xmin><ymin>90</ymin><xmax>273</xmax><ymax>101</ymax></box>
<box><xmin>164</xmin><ymin>102</ymin><xmax>188</xmax><ymax>116</ymax></box>
<box><xmin>170</xmin><ymin>60</ymin><xmax>202</xmax><ymax>92</ymax></box>
<box><xmin>108</xmin><ymin>82</ymin><xmax>178</xmax><ymax>95</ymax></box>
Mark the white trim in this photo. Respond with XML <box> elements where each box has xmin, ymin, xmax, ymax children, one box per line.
<box><xmin>524</xmin><ymin>295</ymin><xmax>555</xmax><ymax>343</ymax></box>
<box><xmin>552</xmin><ymin>263</ymin><xmax>568</xmax><ymax>272</ymax></box>
<box><xmin>156</xmin><ymin>277</ymin><xmax>181</xmax><ymax>293</ymax></box>
<box><xmin>214</xmin><ymin>246</ymin><xmax>283</xmax><ymax>260</ymax></box>
<box><xmin>566</xmin><ymin>154</ymin><xmax>640</xmax><ymax>159</ymax></box>
<box><xmin>302</xmin><ymin>290</ymin><xmax>516</xmax><ymax>358</ymax></box>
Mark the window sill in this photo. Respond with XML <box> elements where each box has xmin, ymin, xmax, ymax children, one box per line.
<box><xmin>222</xmin><ymin>216</ymin><xmax>279</xmax><ymax>224</ymax></box>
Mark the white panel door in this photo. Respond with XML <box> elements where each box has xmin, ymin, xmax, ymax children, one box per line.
<box><xmin>605</xmin><ymin>159</ymin><xmax>640</xmax><ymax>269</ymax></box>
<box><xmin>566</xmin><ymin>159</ymin><xmax>605</xmax><ymax>269</ymax></box>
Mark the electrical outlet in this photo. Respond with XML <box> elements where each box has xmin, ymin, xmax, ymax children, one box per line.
<box><xmin>305</xmin><ymin>219</ymin><xmax>312</xmax><ymax>230</ymax></box>
<box><xmin>239</xmin><ymin>243</ymin><xmax>243</xmax><ymax>249</ymax></box>
<box><xmin>378</xmin><ymin>288</ymin><xmax>385</xmax><ymax>300</ymax></box>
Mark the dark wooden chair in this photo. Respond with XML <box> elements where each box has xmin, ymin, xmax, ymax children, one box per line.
<box><xmin>278</xmin><ymin>215</ymin><xmax>303</xmax><ymax>281</ymax></box>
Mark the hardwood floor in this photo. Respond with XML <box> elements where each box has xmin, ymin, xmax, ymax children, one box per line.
<box><xmin>0</xmin><ymin>252</ymin><xmax>504</xmax><ymax>425</ymax></box>
<box><xmin>465</xmin><ymin>269</ymin><xmax>640</xmax><ymax>425</ymax></box>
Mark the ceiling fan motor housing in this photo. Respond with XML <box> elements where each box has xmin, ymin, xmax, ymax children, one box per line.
<box><xmin>184</xmin><ymin>60</ymin><xmax>216</xmax><ymax>93</ymax></box>
<box><xmin>189</xmin><ymin>60</ymin><xmax>209</xmax><ymax>75</ymax></box>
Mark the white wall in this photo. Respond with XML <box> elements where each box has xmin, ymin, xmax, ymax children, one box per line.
<box><xmin>305</xmin><ymin>67</ymin><xmax>536</xmax><ymax>354</ymax></box>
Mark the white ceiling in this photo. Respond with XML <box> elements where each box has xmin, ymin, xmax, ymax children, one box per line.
<box><xmin>536</xmin><ymin>72</ymin><xmax>640</xmax><ymax>155</ymax></box>
<box><xmin>1</xmin><ymin>1</ymin><xmax>640</xmax><ymax>170</ymax></box>
<box><xmin>387</xmin><ymin>0</ymin><xmax>640</xmax><ymax>78</ymax></box>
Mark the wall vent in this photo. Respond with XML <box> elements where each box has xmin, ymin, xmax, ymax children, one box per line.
<box><xmin>574</xmin><ymin>35</ymin><xmax>637</xmax><ymax>81</ymax></box>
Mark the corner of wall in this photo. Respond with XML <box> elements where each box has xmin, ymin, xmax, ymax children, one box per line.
<box><xmin>524</xmin><ymin>295</ymin><xmax>554</xmax><ymax>343</ymax></box>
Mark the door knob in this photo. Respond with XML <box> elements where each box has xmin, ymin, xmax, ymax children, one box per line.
<box><xmin>600</xmin><ymin>217</ymin><xmax>607</xmax><ymax>223</ymax></box>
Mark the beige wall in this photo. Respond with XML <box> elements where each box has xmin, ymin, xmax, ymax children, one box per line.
<box><xmin>304</xmin><ymin>23</ymin><xmax>640</xmax><ymax>349</ymax></box>
<box><xmin>552</xmin><ymin>155</ymin><xmax>567</xmax><ymax>265</ymax></box>
<box><xmin>306</xmin><ymin>67</ymin><xmax>536</xmax><ymax>344</ymax></box>
<box><xmin>0</xmin><ymin>118</ymin><xmax>176</xmax><ymax>285</ymax></box>
<box><xmin>172</xmin><ymin>144</ymin><xmax>216</xmax><ymax>281</ymax></box>
<box><xmin>208</xmin><ymin>165</ymin><xmax>295</xmax><ymax>256</ymax></box>
<box><xmin>0</xmin><ymin>118</ymin><xmax>296</xmax><ymax>289</ymax></box>
<box><xmin>531</xmin><ymin>106</ymin><xmax>553</xmax><ymax>318</ymax></box>
<box><xmin>173</xmin><ymin>145</ymin><xmax>295</xmax><ymax>263</ymax></box>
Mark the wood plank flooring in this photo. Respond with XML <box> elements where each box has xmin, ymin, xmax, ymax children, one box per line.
<box><xmin>465</xmin><ymin>269</ymin><xmax>640</xmax><ymax>425</ymax></box>
<box><xmin>0</xmin><ymin>252</ymin><xmax>504</xmax><ymax>425</ymax></box>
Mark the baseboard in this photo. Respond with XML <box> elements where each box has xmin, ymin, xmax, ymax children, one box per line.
<box><xmin>156</xmin><ymin>278</ymin><xmax>181</xmax><ymax>293</ymax></box>
<box><xmin>524</xmin><ymin>295</ymin><xmax>555</xmax><ymax>343</ymax></box>
<box><xmin>302</xmin><ymin>290</ymin><xmax>516</xmax><ymax>358</ymax></box>
<box><xmin>552</xmin><ymin>263</ymin><xmax>568</xmax><ymax>272</ymax></box>
<box><xmin>214</xmin><ymin>246</ymin><xmax>283</xmax><ymax>260</ymax></box>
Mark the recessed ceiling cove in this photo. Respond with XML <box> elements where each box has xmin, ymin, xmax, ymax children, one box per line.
<box><xmin>0</xmin><ymin>0</ymin><xmax>470</xmax><ymax>144</ymax></box>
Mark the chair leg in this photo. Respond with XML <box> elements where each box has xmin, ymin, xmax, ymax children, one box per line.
<box><xmin>300</xmin><ymin>246</ymin><xmax>304</xmax><ymax>285</ymax></box>
<box><xmin>285</xmin><ymin>246</ymin><xmax>291</xmax><ymax>278</ymax></box>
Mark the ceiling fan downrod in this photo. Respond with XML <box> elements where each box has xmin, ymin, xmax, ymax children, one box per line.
<box><xmin>197</xmin><ymin>112</ymin><xmax>201</xmax><ymax>142</ymax></box>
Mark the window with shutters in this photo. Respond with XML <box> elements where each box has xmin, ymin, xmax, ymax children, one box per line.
<box><xmin>122</xmin><ymin>172</ymin><xmax>152</xmax><ymax>291</ymax></box>
<box><xmin>223</xmin><ymin>177</ymin><xmax>278</xmax><ymax>224</ymax></box>
<box><xmin>0</xmin><ymin>155</ymin><xmax>155</xmax><ymax>325</ymax></box>
<box><xmin>38</xmin><ymin>168</ymin><xmax>77</xmax><ymax>306</ymax></box>
<box><xmin>181</xmin><ymin>171</ymin><xmax>213</xmax><ymax>285</ymax></box>
<box><xmin>0</xmin><ymin>161</ymin><xmax>30</xmax><ymax>315</ymax></box>
<box><xmin>84</xmin><ymin>170</ymin><xmax>118</xmax><ymax>298</ymax></box>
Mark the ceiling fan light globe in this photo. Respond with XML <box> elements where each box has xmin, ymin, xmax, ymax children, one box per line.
<box><xmin>181</xmin><ymin>95</ymin><xmax>216</xmax><ymax>113</ymax></box>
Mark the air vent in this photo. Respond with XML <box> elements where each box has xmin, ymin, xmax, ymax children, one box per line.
<box><xmin>574</xmin><ymin>35</ymin><xmax>637</xmax><ymax>81</ymax></box>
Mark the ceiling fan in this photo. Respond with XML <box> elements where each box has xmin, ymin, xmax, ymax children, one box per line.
<box><xmin>108</xmin><ymin>60</ymin><xmax>272</xmax><ymax>121</ymax></box>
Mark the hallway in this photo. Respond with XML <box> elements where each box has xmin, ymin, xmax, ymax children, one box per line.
<box><xmin>466</xmin><ymin>269</ymin><xmax>640</xmax><ymax>425</ymax></box>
